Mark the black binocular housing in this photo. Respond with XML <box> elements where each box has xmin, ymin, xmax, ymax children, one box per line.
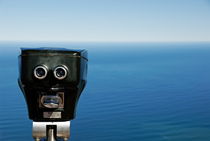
<box><xmin>18</xmin><ymin>48</ymin><xmax>88</xmax><ymax>122</ymax></box>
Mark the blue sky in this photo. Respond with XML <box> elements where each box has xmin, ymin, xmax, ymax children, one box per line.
<box><xmin>0</xmin><ymin>0</ymin><xmax>209</xmax><ymax>42</ymax></box>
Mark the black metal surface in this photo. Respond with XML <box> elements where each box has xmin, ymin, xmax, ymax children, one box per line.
<box><xmin>18</xmin><ymin>48</ymin><xmax>88</xmax><ymax>121</ymax></box>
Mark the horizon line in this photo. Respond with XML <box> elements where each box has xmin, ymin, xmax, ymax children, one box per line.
<box><xmin>0</xmin><ymin>40</ymin><xmax>210</xmax><ymax>44</ymax></box>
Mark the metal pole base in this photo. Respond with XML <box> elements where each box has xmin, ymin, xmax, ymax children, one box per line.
<box><xmin>32</xmin><ymin>121</ymin><xmax>70</xmax><ymax>141</ymax></box>
<box><xmin>47</xmin><ymin>128</ymin><xmax>56</xmax><ymax>141</ymax></box>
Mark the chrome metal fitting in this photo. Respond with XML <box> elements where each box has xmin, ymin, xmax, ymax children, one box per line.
<box><xmin>32</xmin><ymin>121</ymin><xmax>70</xmax><ymax>141</ymax></box>
<box><xmin>53</xmin><ymin>65</ymin><xmax>68</xmax><ymax>80</ymax></box>
<box><xmin>34</xmin><ymin>65</ymin><xmax>48</xmax><ymax>79</ymax></box>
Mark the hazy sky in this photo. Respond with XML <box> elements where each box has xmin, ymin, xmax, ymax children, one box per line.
<box><xmin>0</xmin><ymin>0</ymin><xmax>209</xmax><ymax>42</ymax></box>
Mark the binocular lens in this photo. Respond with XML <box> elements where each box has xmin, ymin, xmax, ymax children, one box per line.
<box><xmin>54</xmin><ymin>66</ymin><xmax>68</xmax><ymax>80</ymax></box>
<box><xmin>36</xmin><ymin>68</ymin><xmax>45</xmax><ymax>77</ymax></box>
<box><xmin>34</xmin><ymin>65</ymin><xmax>48</xmax><ymax>79</ymax></box>
<box><xmin>56</xmin><ymin>68</ymin><xmax>65</xmax><ymax>77</ymax></box>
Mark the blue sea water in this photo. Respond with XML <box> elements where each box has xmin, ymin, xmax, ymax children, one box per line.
<box><xmin>0</xmin><ymin>42</ymin><xmax>210</xmax><ymax>141</ymax></box>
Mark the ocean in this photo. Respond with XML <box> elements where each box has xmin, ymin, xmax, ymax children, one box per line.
<box><xmin>0</xmin><ymin>42</ymin><xmax>210</xmax><ymax>141</ymax></box>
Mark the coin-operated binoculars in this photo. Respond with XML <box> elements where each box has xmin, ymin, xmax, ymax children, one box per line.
<box><xmin>18</xmin><ymin>48</ymin><xmax>88</xmax><ymax>141</ymax></box>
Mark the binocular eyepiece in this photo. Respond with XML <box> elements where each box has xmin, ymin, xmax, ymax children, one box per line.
<box><xmin>34</xmin><ymin>65</ymin><xmax>68</xmax><ymax>80</ymax></box>
<box><xmin>33</xmin><ymin>65</ymin><xmax>48</xmax><ymax>79</ymax></box>
<box><xmin>18</xmin><ymin>48</ymin><xmax>88</xmax><ymax>122</ymax></box>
